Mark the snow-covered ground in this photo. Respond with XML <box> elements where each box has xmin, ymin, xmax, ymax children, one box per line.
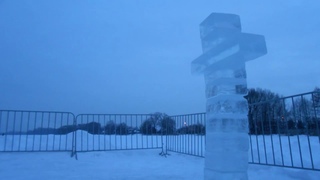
<box><xmin>1</xmin><ymin>149</ymin><xmax>320</xmax><ymax>180</ymax></box>
<box><xmin>1</xmin><ymin>131</ymin><xmax>320</xmax><ymax>179</ymax></box>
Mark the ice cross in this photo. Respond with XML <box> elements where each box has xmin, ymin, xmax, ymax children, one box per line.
<box><xmin>191</xmin><ymin>13</ymin><xmax>267</xmax><ymax>180</ymax></box>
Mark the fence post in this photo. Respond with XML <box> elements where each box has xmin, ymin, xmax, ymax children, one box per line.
<box><xmin>166</xmin><ymin>116</ymin><xmax>168</xmax><ymax>155</ymax></box>
<box><xmin>71</xmin><ymin>114</ymin><xmax>78</xmax><ymax>159</ymax></box>
<box><xmin>159</xmin><ymin>117</ymin><xmax>168</xmax><ymax>157</ymax></box>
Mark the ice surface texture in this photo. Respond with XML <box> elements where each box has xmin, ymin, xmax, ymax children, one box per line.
<box><xmin>192</xmin><ymin>13</ymin><xmax>267</xmax><ymax>180</ymax></box>
<box><xmin>192</xmin><ymin>13</ymin><xmax>267</xmax><ymax>74</ymax></box>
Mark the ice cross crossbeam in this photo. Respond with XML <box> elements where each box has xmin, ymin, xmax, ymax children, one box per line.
<box><xmin>192</xmin><ymin>13</ymin><xmax>267</xmax><ymax>74</ymax></box>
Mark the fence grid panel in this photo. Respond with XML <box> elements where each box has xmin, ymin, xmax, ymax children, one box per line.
<box><xmin>74</xmin><ymin>114</ymin><xmax>163</xmax><ymax>152</ymax></box>
<box><xmin>248</xmin><ymin>91</ymin><xmax>320</xmax><ymax>171</ymax></box>
<box><xmin>1</xmin><ymin>91</ymin><xmax>319</xmax><ymax>171</ymax></box>
<box><xmin>168</xmin><ymin>113</ymin><xmax>206</xmax><ymax>157</ymax></box>
<box><xmin>0</xmin><ymin>110</ymin><xmax>75</xmax><ymax>153</ymax></box>
<box><xmin>166</xmin><ymin>91</ymin><xmax>320</xmax><ymax>171</ymax></box>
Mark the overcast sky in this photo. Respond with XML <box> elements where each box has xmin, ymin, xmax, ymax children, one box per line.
<box><xmin>0</xmin><ymin>0</ymin><xmax>319</xmax><ymax>115</ymax></box>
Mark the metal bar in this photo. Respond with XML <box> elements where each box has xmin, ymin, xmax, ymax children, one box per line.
<box><xmin>166</xmin><ymin>113</ymin><xmax>168</xmax><ymax>153</ymax></box>
<box><xmin>65</xmin><ymin>113</ymin><xmax>69</xmax><ymax>150</ymax></box>
<box><xmin>254</xmin><ymin>106</ymin><xmax>260</xmax><ymax>163</ymax></box>
<box><xmin>46</xmin><ymin>113</ymin><xmax>51</xmax><ymax>151</ymax></box>
<box><xmin>59</xmin><ymin>113</ymin><xmax>63</xmax><ymax>151</ymax></box>
<box><xmin>18</xmin><ymin>112</ymin><xmax>23</xmax><ymax>151</ymax></box>
<box><xmin>125</xmin><ymin>115</ymin><xmax>128</xmax><ymax>149</ymax></box>
<box><xmin>277</xmin><ymin>115</ymin><xmax>284</xmax><ymax>166</ymax></box>
<box><xmin>25</xmin><ymin>112</ymin><xmax>30</xmax><ymax>151</ymax></box>
<box><xmin>296</xmin><ymin>95</ymin><xmax>304</xmax><ymax>168</ymax></box>
<box><xmin>130</xmin><ymin>115</ymin><xmax>133</xmax><ymax>149</ymax></box>
<box><xmin>180</xmin><ymin>116</ymin><xmax>182</xmax><ymax>153</ymax></box>
<box><xmin>52</xmin><ymin>113</ymin><xmax>57</xmax><ymax>151</ymax></box>
<box><xmin>146</xmin><ymin>114</ymin><xmax>148</xmax><ymax>149</ymax></box>
<box><xmin>175</xmin><ymin>116</ymin><xmax>177</xmax><ymax>150</ymax></box>
<box><xmin>311</xmin><ymin>91</ymin><xmax>320</xmax><ymax>143</ymax></box>
<box><xmin>248</xmin><ymin>106</ymin><xmax>254</xmax><ymax>163</ymax></box>
<box><xmin>120</xmin><ymin>115</ymin><xmax>123</xmax><ymax>149</ymax></box>
<box><xmin>287</xmin><ymin>98</ymin><xmax>294</xmax><ymax>167</ymax></box>
<box><xmin>249</xmin><ymin>132</ymin><xmax>254</xmax><ymax>163</ymax></box>
<box><xmin>202</xmin><ymin>114</ymin><xmax>205</xmax><ymax>156</ymax></box>
<box><xmin>11</xmin><ymin>111</ymin><xmax>16</xmax><ymax>151</ymax></box>
<box><xmin>204</xmin><ymin>113</ymin><xmax>206</xmax><ymax>156</ymax></box>
<box><xmin>176</xmin><ymin>116</ymin><xmax>178</xmax><ymax>152</ymax></box>
<box><xmin>2</xmin><ymin>111</ymin><xmax>8</xmax><ymax>151</ymax></box>
<box><xmin>269</xmin><ymin>106</ymin><xmax>275</xmax><ymax>165</ymax></box>
<box><xmin>86</xmin><ymin>115</ymin><xmax>89</xmax><ymax>151</ymax></box>
<box><xmin>188</xmin><ymin>115</ymin><xmax>190</xmax><ymax>155</ymax></box>
<box><xmin>39</xmin><ymin>112</ymin><xmax>44</xmax><ymax>151</ymax></box>
<box><xmin>103</xmin><ymin>115</ymin><xmax>106</xmax><ymax>150</ymax></box>
<box><xmin>184</xmin><ymin>115</ymin><xmax>187</xmax><ymax>154</ymax></box>
<box><xmin>97</xmin><ymin>115</ymin><xmax>100</xmax><ymax>151</ymax></box>
<box><xmin>80</xmin><ymin>115</ymin><xmax>83</xmax><ymax>151</ymax></box>
<box><xmin>109</xmin><ymin>115</ymin><xmax>112</xmax><ymax>150</ymax></box>
<box><xmin>192</xmin><ymin>114</ymin><xmax>195</xmax><ymax>155</ymax></box>
<box><xmin>305</xmin><ymin>114</ymin><xmax>315</xmax><ymax>169</ymax></box>
<box><xmin>72</xmin><ymin>113</ymin><xmax>77</xmax><ymax>157</ymax></box>
<box><xmin>286</xmin><ymin>97</ymin><xmax>297</xmax><ymax>167</ymax></box>
<box><xmin>135</xmin><ymin>115</ymin><xmax>138</xmax><ymax>149</ymax></box>
<box><xmin>197</xmin><ymin>114</ymin><xmax>200</xmax><ymax>155</ymax></box>
<box><xmin>191</xmin><ymin>115</ymin><xmax>193</xmax><ymax>154</ymax></box>
<box><xmin>113</xmin><ymin>115</ymin><xmax>116</xmax><ymax>149</ymax></box>
<box><xmin>92</xmin><ymin>115</ymin><xmax>95</xmax><ymax>151</ymax></box>
<box><xmin>302</xmin><ymin>96</ymin><xmax>314</xmax><ymax>169</ymax></box>
<box><xmin>32</xmin><ymin>112</ymin><xmax>37</xmax><ymax>151</ymax></box>
<box><xmin>260</xmin><ymin>105</ymin><xmax>267</xmax><ymax>164</ymax></box>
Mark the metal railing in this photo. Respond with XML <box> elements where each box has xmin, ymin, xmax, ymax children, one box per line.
<box><xmin>0</xmin><ymin>91</ymin><xmax>319</xmax><ymax>170</ymax></box>
<box><xmin>0</xmin><ymin>110</ymin><xmax>76</xmax><ymax>154</ymax></box>
<box><xmin>167</xmin><ymin>113</ymin><xmax>206</xmax><ymax>157</ymax></box>
<box><xmin>248</xmin><ymin>91</ymin><xmax>320</xmax><ymax>171</ymax></box>
<box><xmin>165</xmin><ymin>91</ymin><xmax>320</xmax><ymax>171</ymax></box>
<box><xmin>74</xmin><ymin>114</ymin><xmax>163</xmax><ymax>152</ymax></box>
<box><xmin>0</xmin><ymin>111</ymin><xmax>165</xmax><ymax>157</ymax></box>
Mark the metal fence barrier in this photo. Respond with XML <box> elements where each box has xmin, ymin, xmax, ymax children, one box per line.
<box><xmin>0</xmin><ymin>91</ymin><xmax>319</xmax><ymax>171</ymax></box>
<box><xmin>166</xmin><ymin>91</ymin><xmax>320</xmax><ymax>171</ymax></box>
<box><xmin>167</xmin><ymin>113</ymin><xmax>206</xmax><ymax>157</ymax></box>
<box><xmin>0</xmin><ymin>110</ymin><xmax>76</xmax><ymax>154</ymax></box>
<box><xmin>75</xmin><ymin>114</ymin><xmax>163</xmax><ymax>153</ymax></box>
<box><xmin>248</xmin><ymin>91</ymin><xmax>320</xmax><ymax>171</ymax></box>
<box><xmin>0</xmin><ymin>111</ymin><xmax>164</xmax><ymax>157</ymax></box>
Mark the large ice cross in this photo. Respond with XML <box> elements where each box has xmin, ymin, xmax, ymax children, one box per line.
<box><xmin>192</xmin><ymin>13</ymin><xmax>267</xmax><ymax>180</ymax></box>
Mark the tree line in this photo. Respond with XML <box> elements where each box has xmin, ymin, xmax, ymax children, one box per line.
<box><xmin>246</xmin><ymin>87</ymin><xmax>320</xmax><ymax>136</ymax></box>
<box><xmin>8</xmin><ymin>87</ymin><xmax>320</xmax><ymax>136</ymax></box>
<box><xmin>24</xmin><ymin>112</ymin><xmax>205</xmax><ymax>135</ymax></box>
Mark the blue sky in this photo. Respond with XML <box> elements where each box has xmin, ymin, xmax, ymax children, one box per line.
<box><xmin>0</xmin><ymin>0</ymin><xmax>319</xmax><ymax>115</ymax></box>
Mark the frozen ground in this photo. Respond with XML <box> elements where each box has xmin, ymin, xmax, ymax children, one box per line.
<box><xmin>1</xmin><ymin>132</ymin><xmax>320</xmax><ymax>179</ymax></box>
<box><xmin>1</xmin><ymin>149</ymin><xmax>320</xmax><ymax>180</ymax></box>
